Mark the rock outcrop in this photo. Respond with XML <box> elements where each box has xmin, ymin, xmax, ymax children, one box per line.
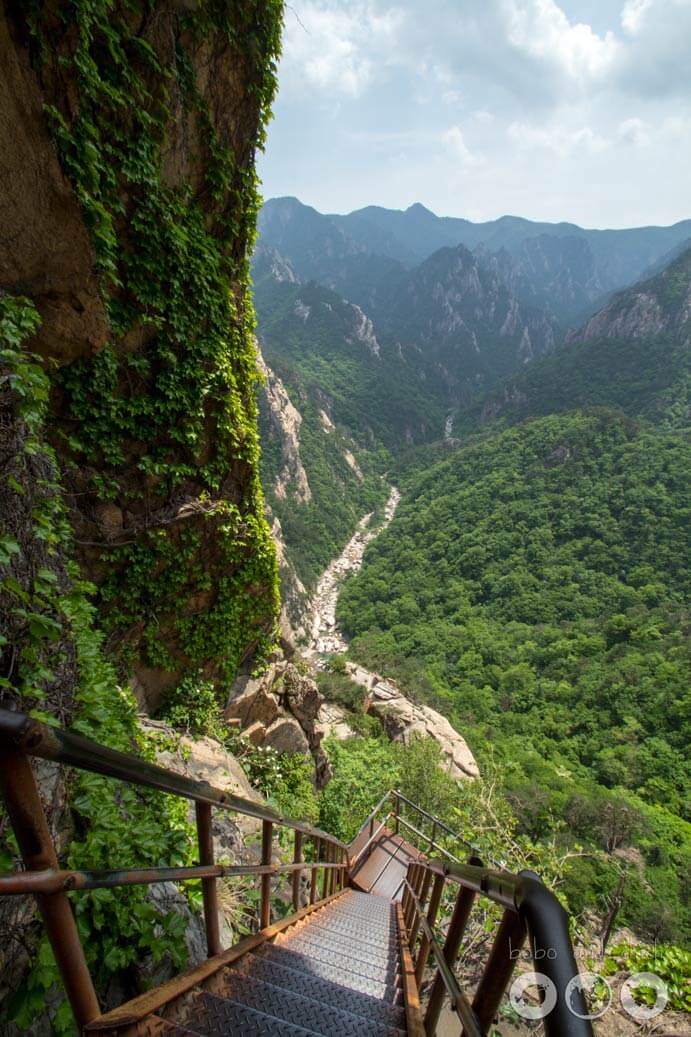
<box><xmin>257</xmin><ymin>349</ymin><xmax>312</xmax><ymax>505</ymax></box>
<box><xmin>225</xmin><ymin>662</ymin><xmax>331</xmax><ymax>787</ymax></box>
<box><xmin>344</xmin><ymin>663</ymin><xmax>479</xmax><ymax>780</ymax></box>
<box><xmin>569</xmin><ymin>245</ymin><xmax>691</xmax><ymax>345</ymax></box>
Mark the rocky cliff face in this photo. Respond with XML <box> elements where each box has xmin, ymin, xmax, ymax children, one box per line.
<box><xmin>570</xmin><ymin>246</ymin><xmax>691</xmax><ymax>345</ymax></box>
<box><xmin>381</xmin><ymin>244</ymin><xmax>558</xmax><ymax>395</ymax></box>
<box><xmin>1</xmin><ymin>0</ymin><xmax>282</xmax><ymax>711</ymax></box>
<box><xmin>225</xmin><ymin>661</ymin><xmax>332</xmax><ymax>787</ymax></box>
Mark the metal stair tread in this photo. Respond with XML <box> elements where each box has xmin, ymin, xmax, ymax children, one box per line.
<box><xmin>276</xmin><ymin>933</ymin><xmax>400</xmax><ymax>982</ymax></box>
<box><xmin>214</xmin><ymin>971</ymin><xmax>405</xmax><ymax>1037</ymax></box>
<box><xmin>257</xmin><ymin>944</ymin><xmax>401</xmax><ymax>1000</ymax></box>
<box><xmin>279</xmin><ymin>929</ymin><xmax>400</xmax><ymax>970</ymax></box>
<box><xmin>185</xmin><ymin>992</ymin><xmax>322</xmax><ymax>1037</ymax></box>
<box><xmin>232</xmin><ymin>954</ymin><xmax>405</xmax><ymax>1027</ymax></box>
<box><xmin>292</xmin><ymin>919</ymin><xmax>398</xmax><ymax>951</ymax></box>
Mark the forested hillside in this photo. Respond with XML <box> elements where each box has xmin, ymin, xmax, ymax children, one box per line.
<box><xmin>337</xmin><ymin>411</ymin><xmax>690</xmax><ymax>940</ymax></box>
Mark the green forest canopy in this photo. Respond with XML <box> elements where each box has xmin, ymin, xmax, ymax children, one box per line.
<box><xmin>337</xmin><ymin>410</ymin><xmax>690</xmax><ymax>941</ymax></box>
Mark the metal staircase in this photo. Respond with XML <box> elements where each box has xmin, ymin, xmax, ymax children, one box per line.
<box><xmin>0</xmin><ymin>709</ymin><xmax>594</xmax><ymax>1036</ymax></box>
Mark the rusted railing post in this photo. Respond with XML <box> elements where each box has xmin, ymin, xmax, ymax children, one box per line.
<box><xmin>401</xmin><ymin>860</ymin><xmax>413</xmax><ymax>919</ymax></box>
<box><xmin>195</xmin><ymin>802</ymin><xmax>222</xmax><ymax>957</ymax></box>
<box><xmin>430</xmin><ymin>819</ymin><xmax>437</xmax><ymax>853</ymax></box>
<box><xmin>404</xmin><ymin>862</ymin><xmax>420</xmax><ymax>930</ymax></box>
<box><xmin>424</xmin><ymin>882</ymin><xmax>477</xmax><ymax>1034</ymax></box>
<box><xmin>260</xmin><ymin>820</ymin><xmax>273</xmax><ymax>929</ymax></box>
<box><xmin>321</xmin><ymin>841</ymin><xmax>331</xmax><ymax>900</ymax></box>
<box><xmin>415</xmin><ymin>871</ymin><xmax>445</xmax><ymax>983</ymax></box>
<box><xmin>410</xmin><ymin>864</ymin><xmax>432</xmax><ymax>947</ymax></box>
<box><xmin>291</xmin><ymin>830</ymin><xmax>303</xmax><ymax>912</ymax></box>
<box><xmin>0</xmin><ymin>747</ymin><xmax>101</xmax><ymax>1030</ymax></box>
<box><xmin>393</xmin><ymin>791</ymin><xmax>400</xmax><ymax>834</ymax></box>
<box><xmin>469</xmin><ymin>908</ymin><xmax>527</xmax><ymax>1034</ymax></box>
<box><xmin>310</xmin><ymin>836</ymin><xmax>320</xmax><ymax>904</ymax></box>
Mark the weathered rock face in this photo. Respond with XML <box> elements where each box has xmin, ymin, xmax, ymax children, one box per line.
<box><xmin>140</xmin><ymin>719</ymin><xmax>267</xmax><ymax>951</ymax></box>
<box><xmin>569</xmin><ymin>246</ymin><xmax>691</xmax><ymax>345</ymax></box>
<box><xmin>0</xmin><ymin>0</ymin><xmax>281</xmax><ymax>709</ymax></box>
<box><xmin>345</xmin><ymin>663</ymin><xmax>479</xmax><ymax>780</ymax></box>
<box><xmin>0</xmin><ymin>12</ymin><xmax>108</xmax><ymax>360</ymax></box>
<box><xmin>225</xmin><ymin>662</ymin><xmax>331</xmax><ymax>787</ymax></box>
<box><xmin>257</xmin><ymin>349</ymin><xmax>312</xmax><ymax>505</ymax></box>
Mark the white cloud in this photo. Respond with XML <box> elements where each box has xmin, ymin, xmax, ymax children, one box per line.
<box><xmin>618</xmin><ymin>116</ymin><xmax>651</xmax><ymax>146</ymax></box>
<box><xmin>621</xmin><ymin>0</ymin><xmax>655</xmax><ymax>34</ymax></box>
<box><xmin>443</xmin><ymin>126</ymin><xmax>483</xmax><ymax>166</ymax></box>
<box><xmin>262</xmin><ymin>0</ymin><xmax>691</xmax><ymax>227</ymax></box>
<box><xmin>281</xmin><ymin>2</ymin><xmax>403</xmax><ymax>98</ymax></box>
<box><xmin>505</xmin><ymin>0</ymin><xmax>619</xmax><ymax>83</ymax></box>
<box><xmin>509</xmin><ymin>121</ymin><xmax>608</xmax><ymax>157</ymax></box>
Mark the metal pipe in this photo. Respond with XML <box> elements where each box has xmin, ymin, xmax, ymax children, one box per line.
<box><xmin>396</xmin><ymin>816</ymin><xmax>461</xmax><ymax>862</ymax></box>
<box><xmin>195</xmin><ymin>803</ymin><xmax>222</xmax><ymax>957</ymax></box>
<box><xmin>291</xmin><ymin>830</ymin><xmax>303</xmax><ymax>911</ymax></box>
<box><xmin>515</xmin><ymin>871</ymin><xmax>594</xmax><ymax>1037</ymax></box>
<box><xmin>0</xmin><ymin>860</ymin><xmax>344</xmax><ymax>897</ymax></box>
<box><xmin>321</xmin><ymin>841</ymin><xmax>330</xmax><ymax>900</ymax></box>
<box><xmin>260</xmin><ymin>820</ymin><xmax>273</xmax><ymax>929</ymax></box>
<box><xmin>404</xmin><ymin>862</ymin><xmax>420</xmax><ymax>931</ymax></box>
<box><xmin>415</xmin><ymin>871</ymin><xmax>445</xmax><ymax>984</ymax></box>
<box><xmin>0</xmin><ymin>746</ymin><xmax>101</xmax><ymax>1029</ymax></box>
<box><xmin>0</xmin><ymin>709</ymin><xmax>347</xmax><ymax>850</ymax></box>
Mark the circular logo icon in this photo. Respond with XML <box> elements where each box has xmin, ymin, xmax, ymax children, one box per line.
<box><xmin>565</xmin><ymin>972</ymin><xmax>612</xmax><ymax>1020</ymax></box>
<box><xmin>620</xmin><ymin>972</ymin><xmax>668</xmax><ymax>1021</ymax></box>
<box><xmin>509</xmin><ymin>972</ymin><xmax>557</xmax><ymax>1020</ymax></box>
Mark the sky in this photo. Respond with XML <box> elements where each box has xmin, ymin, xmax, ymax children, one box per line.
<box><xmin>257</xmin><ymin>0</ymin><xmax>691</xmax><ymax>228</ymax></box>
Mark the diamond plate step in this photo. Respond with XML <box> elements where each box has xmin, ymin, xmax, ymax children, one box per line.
<box><xmin>277</xmin><ymin>933</ymin><xmax>400</xmax><ymax>982</ymax></box>
<box><xmin>257</xmin><ymin>944</ymin><xmax>400</xmax><ymax>1000</ymax></box>
<box><xmin>186</xmin><ymin>992</ymin><xmax>321</xmax><ymax>1037</ymax></box>
<box><xmin>312</xmin><ymin>905</ymin><xmax>395</xmax><ymax>931</ymax></box>
<box><xmin>216</xmin><ymin>972</ymin><xmax>404</xmax><ymax>1037</ymax></box>
<box><xmin>295</xmin><ymin>918</ymin><xmax>399</xmax><ymax>951</ymax></box>
<box><xmin>279</xmin><ymin>931</ymin><xmax>400</xmax><ymax>976</ymax></box>
<box><xmin>233</xmin><ymin>954</ymin><xmax>405</xmax><ymax>1027</ymax></box>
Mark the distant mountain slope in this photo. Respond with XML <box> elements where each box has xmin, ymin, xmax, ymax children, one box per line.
<box><xmin>259</xmin><ymin>197</ymin><xmax>691</xmax><ymax>328</ymax></box>
<box><xmin>376</xmin><ymin>243</ymin><xmax>559</xmax><ymax>397</ymax></box>
<box><xmin>252</xmin><ymin>245</ymin><xmax>447</xmax><ymax>598</ymax></box>
<box><xmin>330</xmin><ymin>200</ymin><xmax>691</xmax><ymax>291</ymax></box>
<box><xmin>477</xmin><ymin>247</ymin><xmax>691</xmax><ymax>430</ymax></box>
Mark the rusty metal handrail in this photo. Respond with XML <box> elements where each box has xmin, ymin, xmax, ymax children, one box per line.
<box><xmin>0</xmin><ymin>708</ymin><xmax>350</xmax><ymax>1032</ymax></box>
<box><xmin>0</xmin><ymin>708</ymin><xmax>346</xmax><ymax>849</ymax></box>
<box><xmin>401</xmin><ymin>854</ymin><xmax>594</xmax><ymax>1037</ymax></box>
<box><xmin>403</xmin><ymin>878</ymin><xmax>483</xmax><ymax>1037</ymax></box>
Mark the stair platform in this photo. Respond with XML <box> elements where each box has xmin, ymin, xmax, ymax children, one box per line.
<box><xmin>349</xmin><ymin>828</ymin><xmax>424</xmax><ymax>899</ymax></box>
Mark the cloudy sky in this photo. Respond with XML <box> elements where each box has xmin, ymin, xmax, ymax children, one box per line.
<box><xmin>258</xmin><ymin>0</ymin><xmax>691</xmax><ymax>228</ymax></box>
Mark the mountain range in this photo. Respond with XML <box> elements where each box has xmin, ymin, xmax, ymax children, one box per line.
<box><xmin>253</xmin><ymin>196</ymin><xmax>690</xmax><ymax>640</ymax></box>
